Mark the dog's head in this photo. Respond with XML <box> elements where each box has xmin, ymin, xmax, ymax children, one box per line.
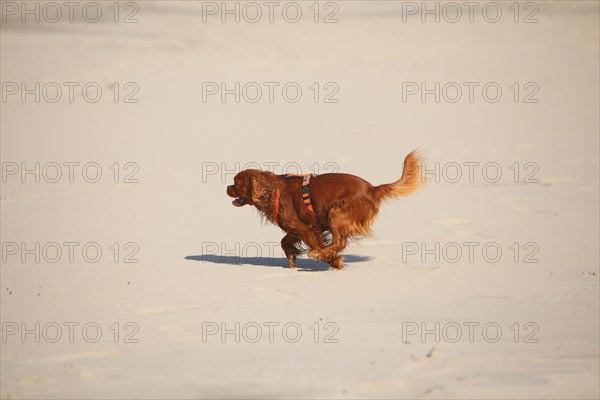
<box><xmin>227</xmin><ymin>169</ymin><xmax>276</xmax><ymax>208</ymax></box>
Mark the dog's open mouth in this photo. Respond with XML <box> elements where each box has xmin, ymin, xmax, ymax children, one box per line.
<box><xmin>232</xmin><ymin>197</ymin><xmax>246</xmax><ymax>207</ymax></box>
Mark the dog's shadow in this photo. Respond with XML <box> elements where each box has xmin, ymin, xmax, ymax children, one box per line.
<box><xmin>184</xmin><ymin>254</ymin><xmax>372</xmax><ymax>271</ymax></box>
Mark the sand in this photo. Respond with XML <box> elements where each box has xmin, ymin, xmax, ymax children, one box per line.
<box><xmin>1</xmin><ymin>1</ymin><xmax>598</xmax><ymax>399</ymax></box>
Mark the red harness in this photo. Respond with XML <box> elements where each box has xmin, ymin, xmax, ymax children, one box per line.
<box><xmin>273</xmin><ymin>174</ymin><xmax>316</xmax><ymax>224</ymax></box>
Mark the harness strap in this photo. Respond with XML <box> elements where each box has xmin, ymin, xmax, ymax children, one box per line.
<box><xmin>300</xmin><ymin>175</ymin><xmax>315</xmax><ymax>213</ymax></box>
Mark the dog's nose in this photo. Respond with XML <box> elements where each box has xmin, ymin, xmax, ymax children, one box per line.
<box><xmin>227</xmin><ymin>185</ymin><xmax>234</xmax><ymax>193</ymax></box>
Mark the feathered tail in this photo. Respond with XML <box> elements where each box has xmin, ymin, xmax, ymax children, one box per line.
<box><xmin>376</xmin><ymin>150</ymin><xmax>423</xmax><ymax>201</ymax></box>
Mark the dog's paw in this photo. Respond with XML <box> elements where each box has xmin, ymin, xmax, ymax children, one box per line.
<box><xmin>308</xmin><ymin>249</ymin><xmax>323</xmax><ymax>260</ymax></box>
<box><xmin>330</xmin><ymin>257</ymin><xmax>344</xmax><ymax>270</ymax></box>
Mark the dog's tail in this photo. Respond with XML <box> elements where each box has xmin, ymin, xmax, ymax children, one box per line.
<box><xmin>375</xmin><ymin>149</ymin><xmax>423</xmax><ymax>202</ymax></box>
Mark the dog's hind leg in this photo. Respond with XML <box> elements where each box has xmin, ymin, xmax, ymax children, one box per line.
<box><xmin>281</xmin><ymin>233</ymin><xmax>302</xmax><ymax>268</ymax></box>
<box><xmin>301</xmin><ymin>227</ymin><xmax>344</xmax><ymax>270</ymax></box>
<box><xmin>318</xmin><ymin>208</ymin><xmax>350</xmax><ymax>270</ymax></box>
<box><xmin>298</xmin><ymin>228</ymin><xmax>327</xmax><ymax>263</ymax></box>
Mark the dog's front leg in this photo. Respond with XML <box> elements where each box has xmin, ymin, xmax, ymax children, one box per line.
<box><xmin>281</xmin><ymin>233</ymin><xmax>301</xmax><ymax>268</ymax></box>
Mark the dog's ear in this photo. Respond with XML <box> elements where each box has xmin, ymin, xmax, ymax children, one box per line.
<box><xmin>248</xmin><ymin>170</ymin><xmax>277</xmax><ymax>206</ymax></box>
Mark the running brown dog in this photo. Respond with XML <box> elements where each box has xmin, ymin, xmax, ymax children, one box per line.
<box><xmin>226</xmin><ymin>150</ymin><xmax>423</xmax><ymax>269</ymax></box>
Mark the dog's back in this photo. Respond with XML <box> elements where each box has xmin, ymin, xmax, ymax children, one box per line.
<box><xmin>308</xmin><ymin>151</ymin><xmax>423</xmax><ymax>238</ymax></box>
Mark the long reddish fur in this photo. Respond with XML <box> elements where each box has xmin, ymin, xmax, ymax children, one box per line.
<box><xmin>226</xmin><ymin>150</ymin><xmax>423</xmax><ymax>269</ymax></box>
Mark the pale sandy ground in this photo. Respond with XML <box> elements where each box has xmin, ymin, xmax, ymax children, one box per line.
<box><xmin>1</xmin><ymin>1</ymin><xmax>598</xmax><ymax>399</ymax></box>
